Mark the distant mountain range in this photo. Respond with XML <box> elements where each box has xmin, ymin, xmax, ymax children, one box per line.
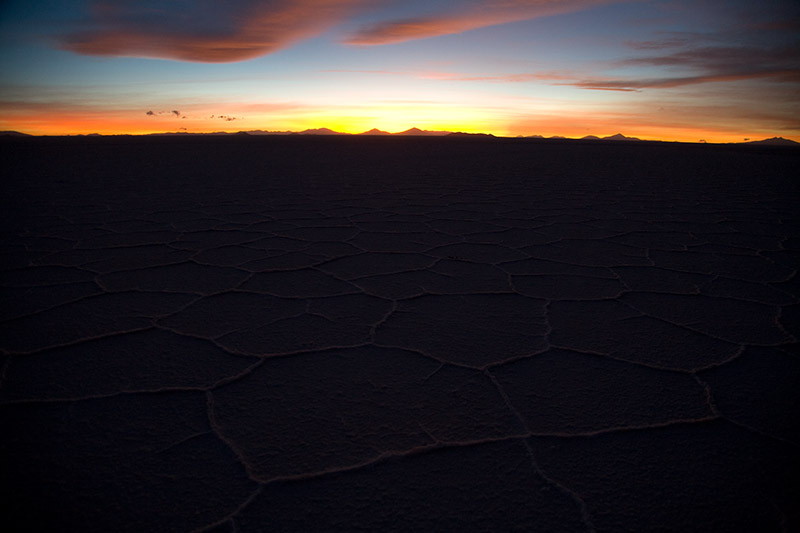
<box><xmin>235</xmin><ymin>127</ymin><xmax>453</xmax><ymax>136</ymax></box>
<box><xmin>497</xmin><ymin>133</ymin><xmax>642</xmax><ymax>141</ymax></box>
<box><xmin>206</xmin><ymin>130</ymin><xmax>800</xmax><ymax>144</ymax></box>
<box><xmin>1</xmin><ymin>129</ymin><xmax>797</xmax><ymax>145</ymax></box>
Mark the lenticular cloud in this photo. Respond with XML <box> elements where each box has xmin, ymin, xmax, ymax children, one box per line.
<box><xmin>58</xmin><ymin>0</ymin><xmax>625</xmax><ymax>62</ymax></box>
<box><xmin>344</xmin><ymin>0</ymin><xmax>620</xmax><ymax>46</ymax></box>
<box><xmin>58</xmin><ymin>0</ymin><xmax>368</xmax><ymax>62</ymax></box>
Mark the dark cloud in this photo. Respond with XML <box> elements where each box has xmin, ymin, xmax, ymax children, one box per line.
<box><xmin>58</xmin><ymin>0</ymin><xmax>368</xmax><ymax>62</ymax></box>
<box><xmin>572</xmin><ymin>44</ymin><xmax>800</xmax><ymax>91</ymax></box>
<box><xmin>57</xmin><ymin>0</ymin><xmax>627</xmax><ymax>61</ymax></box>
<box><xmin>622</xmin><ymin>45</ymin><xmax>800</xmax><ymax>71</ymax></box>
<box><xmin>146</xmin><ymin>110</ymin><xmax>242</xmax><ymax>121</ymax></box>
<box><xmin>145</xmin><ymin>109</ymin><xmax>184</xmax><ymax>117</ymax></box>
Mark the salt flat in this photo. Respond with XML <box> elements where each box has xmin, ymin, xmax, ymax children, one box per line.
<box><xmin>1</xmin><ymin>136</ymin><xmax>798</xmax><ymax>531</ymax></box>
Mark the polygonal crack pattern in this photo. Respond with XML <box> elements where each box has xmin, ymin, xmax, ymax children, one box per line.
<box><xmin>1</xmin><ymin>137</ymin><xmax>798</xmax><ymax>532</ymax></box>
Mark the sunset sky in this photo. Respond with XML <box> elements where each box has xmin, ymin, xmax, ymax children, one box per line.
<box><xmin>1</xmin><ymin>0</ymin><xmax>798</xmax><ymax>142</ymax></box>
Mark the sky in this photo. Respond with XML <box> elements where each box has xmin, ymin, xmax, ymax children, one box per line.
<box><xmin>0</xmin><ymin>0</ymin><xmax>798</xmax><ymax>142</ymax></box>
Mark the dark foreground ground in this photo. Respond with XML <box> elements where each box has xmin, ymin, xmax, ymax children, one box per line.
<box><xmin>1</xmin><ymin>136</ymin><xmax>798</xmax><ymax>532</ymax></box>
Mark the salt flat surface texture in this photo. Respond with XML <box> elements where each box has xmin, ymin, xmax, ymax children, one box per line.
<box><xmin>1</xmin><ymin>136</ymin><xmax>798</xmax><ymax>532</ymax></box>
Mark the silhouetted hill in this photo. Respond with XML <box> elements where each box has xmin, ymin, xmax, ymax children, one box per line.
<box><xmin>358</xmin><ymin>128</ymin><xmax>391</xmax><ymax>136</ymax></box>
<box><xmin>240</xmin><ymin>130</ymin><xmax>293</xmax><ymax>135</ymax></box>
<box><xmin>397</xmin><ymin>127</ymin><xmax>450</xmax><ymax>136</ymax></box>
<box><xmin>295</xmin><ymin>128</ymin><xmax>347</xmax><ymax>135</ymax></box>
<box><xmin>447</xmin><ymin>132</ymin><xmax>495</xmax><ymax>138</ymax></box>
<box><xmin>602</xmin><ymin>133</ymin><xmax>641</xmax><ymax>141</ymax></box>
<box><xmin>744</xmin><ymin>137</ymin><xmax>799</xmax><ymax>146</ymax></box>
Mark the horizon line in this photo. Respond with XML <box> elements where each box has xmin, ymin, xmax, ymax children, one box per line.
<box><xmin>2</xmin><ymin>128</ymin><xmax>798</xmax><ymax>146</ymax></box>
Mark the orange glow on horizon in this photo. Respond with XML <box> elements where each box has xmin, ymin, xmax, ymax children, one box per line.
<box><xmin>1</xmin><ymin>0</ymin><xmax>797</xmax><ymax>148</ymax></box>
<box><xmin>1</xmin><ymin>105</ymin><xmax>796</xmax><ymax>144</ymax></box>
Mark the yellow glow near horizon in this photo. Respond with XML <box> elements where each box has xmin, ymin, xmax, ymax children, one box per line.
<box><xmin>2</xmin><ymin>101</ymin><xmax>796</xmax><ymax>144</ymax></box>
<box><xmin>2</xmin><ymin>1</ymin><xmax>798</xmax><ymax>144</ymax></box>
<box><xmin>274</xmin><ymin>102</ymin><xmax>501</xmax><ymax>134</ymax></box>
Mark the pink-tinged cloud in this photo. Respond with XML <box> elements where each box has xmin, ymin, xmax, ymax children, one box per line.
<box><xmin>324</xmin><ymin>68</ymin><xmax>579</xmax><ymax>84</ymax></box>
<box><xmin>426</xmin><ymin>67</ymin><xmax>799</xmax><ymax>90</ymax></box>
<box><xmin>336</xmin><ymin>40</ymin><xmax>800</xmax><ymax>91</ymax></box>
<box><xmin>415</xmin><ymin>70</ymin><xmax>561</xmax><ymax>82</ymax></box>
<box><xmin>344</xmin><ymin>0</ymin><xmax>623</xmax><ymax>46</ymax></box>
<box><xmin>59</xmin><ymin>0</ymin><xmax>368</xmax><ymax>62</ymax></box>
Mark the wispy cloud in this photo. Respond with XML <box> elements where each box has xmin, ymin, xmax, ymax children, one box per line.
<box><xmin>572</xmin><ymin>44</ymin><xmax>800</xmax><ymax>90</ymax></box>
<box><xmin>58</xmin><ymin>0</ymin><xmax>368</xmax><ymax>62</ymax></box>
<box><xmin>344</xmin><ymin>0</ymin><xmax>623</xmax><ymax>46</ymax></box>
<box><xmin>622</xmin><ymin>44</ymin><xmax>800</xmax><ymax>71</ymax></box>
<box><xmin>210</xmin><ymin>115</ymin><xmax>240</xmax><ymax>121</ymax></box>
<box><xmin>55</xmin><ymin>0</ymin><xmax>629</xmax><ymax>61</ymax></box>
<box><xmin>145</xmin><ymin>109</ymin><xmax>183</xmax><ymax>117</ymax></box>
<box><xmin>328</xmin><ymin>39</ymin><xmax>800</xmax><ymax>93</ymax></box>
<box><xmin>572</xmin><ymin>70</ymin><xmax>800</xmax><ymax>91</ymax></box>
<box><xmin>145</xmin><ymin>109</ymin><xmax>245</xmax><ymax>121</ymax></box>
<box><xmin>419</xmin><ymin>70</ymin><xmax>570</xmax><ymax>83</ymax></box>
<box><xmin>324</xmin><ymin>68</ymin><xmax>570</xmax><ymax>83</ymax></box>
